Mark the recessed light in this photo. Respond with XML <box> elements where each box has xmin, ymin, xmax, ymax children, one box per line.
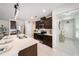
<box><xmin>43</xmin><ymin>9</ymin><xmax>46</xmax><ymax>13</ymax></box>
<box><xmin>31</xmin><ymin>16</ymin><xmax>34</xmax><ymax>19</ymax></box>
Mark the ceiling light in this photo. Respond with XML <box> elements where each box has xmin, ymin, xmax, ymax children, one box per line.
<box><xmin>31</xmin><ymin>16</ymin><xmax>34</xmax><ymax>19</ymax></box>
<box><xmin>43</xmin><ymin>9</ymin><xmax>46</xmax><ymax>13</ymax></box>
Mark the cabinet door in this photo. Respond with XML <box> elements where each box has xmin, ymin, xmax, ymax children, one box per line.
<box><xmin>36</xmin><ymin>21</ymin><xmax>44</xmax><ymax>29</ymax></box>
<box><xmin>45</xmin><ymin>19</ymin><xmax>50</xmax><ymax>28</ymax></box>
<box><xmin>43</xmin><ymin>35</ymin><xmax>52</xmax><ymax>48</ymax></box>
<box><xmin>36</xmin><ymin>21</ymin><xmax>40</xmax><ymax>29</ymax></box>
<box><xmin>36</xmin><ymin>17</ymin><xmax>52</xmax><ymax>29</ymax></box>
<box><xmin>44</xmin><ymin>17</ymin><xmax>52</xmax><ymax>29</ymax></box>
<box><xmin>18</xmin><ymin>44</ymin><xmax>37</xmax><ymax>56</ymax></box>
<box><xmin>34</xmin><ymin>33</ymin><xmax>39</xmax><ymax>40</ymax></box>
<box><xmin>49</xmin><ymin>17</ymin><xmax>52</xmax><ymax>29</ymax></box>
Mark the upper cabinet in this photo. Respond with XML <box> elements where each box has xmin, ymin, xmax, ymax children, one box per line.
<box><xmin>44</xmin><ymin>17</ymin><xmax>52</xmax><ymax>29</ymax></box>
<box><xmin>36</xmin><ymin>21</ymin><xmax>40</xmax><ymax>29</ymax></box>
<box><xmin>36</xmin><ymin>17</ymin><xmax>52</xmax><ymax>29</ymax></box>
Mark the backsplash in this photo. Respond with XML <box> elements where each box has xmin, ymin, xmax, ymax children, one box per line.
<box><xmin>35</xmin><ymin>29</ymin><xmax>52</xmax><ymax>34</ymax></box>
<box><xmin>45</xmin><ymin>29</ymin><xmax>52</xmax><ymax>34</ymax></box>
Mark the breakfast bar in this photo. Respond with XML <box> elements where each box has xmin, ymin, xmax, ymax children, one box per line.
<box><xmin>0</xmin><ymin>35</ymin><xmax>39</xmax><ymax>56</ymax></box>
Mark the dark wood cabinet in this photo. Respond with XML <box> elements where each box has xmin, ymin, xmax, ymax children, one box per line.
<box><xmin>46</xmin><ymin>17</ymin><xmax>52</xmax><ymax>29</ymax></box>
<box><xmin>18</xmin><ymin>44</ymin><xmax>37</xmax><ymax>56</ymax></box>
<box><xmin>34</xmin><ymin>33</ymin><xmax>52</xmax><ymax>48</ymax></box>
<box><xmin>43</xmin><ymin>35</ymin><xmax>52</xmax><ymax>48</ymax></box>
<box><xmin>34</xmin><ymin>33</ymin><xmax>44</xmax><ymax>41</ymax></box>
<box><xmin>36</xmin><ymin>21</ymin><xmax>40</xmax><ymax>29</ymax></box>
<box><xmin>36</xmin><ymin>21</ymin><xmax>44</xmax><ymax>29</ymax></box>
<box><xmin>34</xmin><ymin>33</ymin><xmax>39</xmax><ymax>40</ymax></box>
<box><xmin>36</xmin><ymin>17</ymin><xmax>52</xmax><ymax>29</ymax></box>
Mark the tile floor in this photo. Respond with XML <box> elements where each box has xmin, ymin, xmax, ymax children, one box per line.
<box><xmin>37</xmin><ymin>38</ymin><xmax>79</xmax><ymax>56</ymax></box>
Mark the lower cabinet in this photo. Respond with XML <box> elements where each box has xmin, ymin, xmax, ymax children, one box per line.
<box><xmin>34</xmin><ymin>33</ymin><xmax>52</xmax><ymax>48</ymax></box>
<box><xmin>43</xmin><ymin>35</ymin><xmax>52</xmax><ymax>48</ymax></box>
<box><xmin>34</xmin><ymin>33</ymin><xmax>39</xmax><ymax>40</ymax></box>
<box><xmin>18</xmin><ymin>44</ymin><xmax>37</xmax><ymax>56</ymax></box>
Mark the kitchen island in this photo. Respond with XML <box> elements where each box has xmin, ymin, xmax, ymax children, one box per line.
<box><xmin>0</xmin><ymin>35</ymin><xmax>39</xmax><ymax>56</ymax></box>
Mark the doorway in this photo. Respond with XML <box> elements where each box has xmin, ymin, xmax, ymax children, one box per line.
<box><xmin>59</xmin><ymin>19</ymin><xmax>74</xmax><ymax>42</ymax></box>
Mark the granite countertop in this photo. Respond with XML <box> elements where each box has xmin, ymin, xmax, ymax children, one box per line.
<box><xmin>0</xmin><ymin>35</ymin><xmax>39</xmax><ymax>56</ymax></box>
<box><xmin>43</xmin><ymin>34</ymin><xmax>52</xmax><ymax>36</ymax></box>
<box><xmin>34</xmin><ymin>32</ymin><xmax>52</xmax><ymax>36</ymax></box>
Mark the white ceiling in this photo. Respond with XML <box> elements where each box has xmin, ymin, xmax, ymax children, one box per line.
<box><xmin>0</xmin><ymin>3</ymin><xmax>63</xmax><ymax>20</ymax></box>
<box><xmin>0</xmin><ymin>3</ymin><xmax>14</xmax><ymax>20</ymax></box>
<box><xmin>0</xmin><ymin>3</ymin><xmax>79</xmax><ymax>20</ymax></box>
